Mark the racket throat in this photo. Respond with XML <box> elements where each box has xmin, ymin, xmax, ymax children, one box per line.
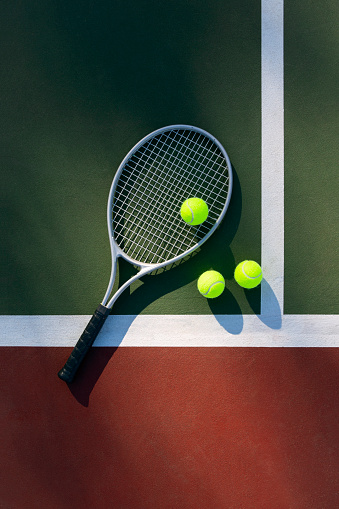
<box><xmin>104</xmin><ymin>265</ymin><xmax>153</xmax><ymax>308</ymax></box>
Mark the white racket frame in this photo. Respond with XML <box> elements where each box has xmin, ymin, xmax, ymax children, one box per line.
<box><xmin>102</xmin><ymin>125</ymin><xmax>232</xmax><ymax>309</ymax></box>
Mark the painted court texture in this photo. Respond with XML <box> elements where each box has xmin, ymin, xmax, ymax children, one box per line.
<box><xmin>1</xmin><ymin>1</ymin><xmax>338</xmax><ymax>508</ymax></box>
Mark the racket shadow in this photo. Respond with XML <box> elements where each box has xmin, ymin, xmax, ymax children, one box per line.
<box><xmin>66</xmin><ymin>256</ymin><xmax>198</xmax><ymax>405</ymax></box>
<box><xmin>67</xmin><ymin>346</ymin><xmax>119</xmax><ymax>406</ymax></box>
<box><xmin>68</xmin><ymin>165</ymin><xmax>243</xmax><ymax>402</ymax></box>
<box><xmin>66</xmin><ymin>313</ymin><xmax>134</xmax><ymax>405</ymax></box>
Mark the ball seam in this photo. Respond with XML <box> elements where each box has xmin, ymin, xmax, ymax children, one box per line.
<box><xmin>201</xmin><ymin>281</ymin><xmax>225</xmax><ymax>296</ymax></box>
<box><xmin>187</xmin><ymin>201</ymin><xmax>194</xmax><ymax>224</ymax></box>
<box><xmin>242</xmin><ymin>264</ymin><xmax>262</xmax><ymax>280</ymax></box>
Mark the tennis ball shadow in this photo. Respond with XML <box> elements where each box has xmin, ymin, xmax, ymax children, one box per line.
<box><xmin>243</xmin><ymin>285</ymin><xmax>261</xmax><ymax>316</ymax></box>
<box><xmin>208</xmin><ymin>290</ymin><xmax>244</xmax><ymax>335</ymax></box>
<box><xmin>258</xmin><ymin>278</ymin><xmax>282</xmax><ymax>329</ymax></box>
<box><xmin>242</xmin><ymin>278</ymin><xmax>282</xmax><ymax>330</ymax></box>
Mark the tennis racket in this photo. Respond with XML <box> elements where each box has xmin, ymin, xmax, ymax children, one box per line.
<box><xmin>58</xmin><ymin>125</ymin><xmax>232</xmax><ymax>383</ymax></box>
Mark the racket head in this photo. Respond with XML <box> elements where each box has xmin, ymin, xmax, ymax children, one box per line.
<box><xmin>107</xmin><ymin>125</ymin><xmax>232</xmax><ymax>269</ymax></box>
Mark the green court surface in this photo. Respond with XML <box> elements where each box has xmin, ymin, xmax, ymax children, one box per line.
<box><xmin>1</xmin><ymin>1</ymin><xmax>261</xmax><ymax>316</ymax></box>
<box><xmin>284</xmin><ymin>1</ymin><xmax>339</xmax><ymax>314</ymax></box>
<box><xmin>1</xmin><ymin>1</ymin><xmax>338</xmax><ymax>317</ymax></box>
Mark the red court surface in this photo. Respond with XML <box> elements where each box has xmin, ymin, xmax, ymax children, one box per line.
<box><xmin>1</xmin><ymin>347</ymin><xmax>338</xmax><ymax>508</ymax></box>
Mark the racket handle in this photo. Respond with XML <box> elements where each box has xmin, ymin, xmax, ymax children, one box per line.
<box><xmin>58</xmin><ymin>304</ymin><xmax>110</xmax><ymax>383</ymax></box>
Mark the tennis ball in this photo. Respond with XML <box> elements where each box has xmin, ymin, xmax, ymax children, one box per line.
<box><xmin>234</xmin><ymin>260</ymin><xmax>262</xmax><ymax>289</ymax></box>
<box><xmin>197</xmin><ymin>270</ymin><xmax>225</xmax><ymax>298</ymax></box>
<box><xmin>180</xmin><ymin>197</ymin><xmax>209</xmax><ymax>225</ymax></box>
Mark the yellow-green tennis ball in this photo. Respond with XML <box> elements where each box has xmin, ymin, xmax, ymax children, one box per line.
<box><xmin>180</xmin><ymin>197</ymin><xmax>209</xmax><ymax>225</ymax></box>
<box><xmin>197</xmin><ymin>270</ymin><xmax>225</xmax><ymax>298</ymax></box>
<box><xmin>234</xmin><ymin>260</ymin><xmax>262</xmax><ymax>289</ymax></box>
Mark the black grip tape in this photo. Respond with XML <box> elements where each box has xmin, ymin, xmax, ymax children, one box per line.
<box><xmin>58</xmin><ymin>304</ymin><xmax>110</xmax><ymax>383</ymax></box>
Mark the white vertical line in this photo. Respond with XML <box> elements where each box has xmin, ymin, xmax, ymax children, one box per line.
<box><xmin>261</xmin><ymin>0</ymin><xmax>284</xmax><ymax>315</ymax></box>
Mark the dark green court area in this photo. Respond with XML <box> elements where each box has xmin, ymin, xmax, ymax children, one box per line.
<box><xmin>1</xmin><ymin>1</ymin><xmax>261</xmax><ymax>316</ymax></box>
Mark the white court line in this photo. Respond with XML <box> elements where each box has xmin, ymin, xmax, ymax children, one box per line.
<box><xmin>1</xmin><ymin>0</ymin><xmax>337</xmax><ymax>348</ymax></box>
<box><xmin>0</xmin><ymin>315</ymin><xmax>338</xmax><ymax>347</ymax></box>
<box><xmin>261</xmin><ymin>0</ymin><xmax>284</xmax><ymax>315</ymax></box>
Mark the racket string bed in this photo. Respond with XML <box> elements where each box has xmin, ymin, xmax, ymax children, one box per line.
<box><xmin>118</xmin><ymin>132</ymin><xmax>182</xmax><ymax>214</ymax></box>
<box><xmin>127</xmin><ymin>131</ymin><xmax>227</xmax><ymax>206</ymax></box>
<box><xmin>113</xmin><ymin>131</ymin><xmax>201</xmax><ymax>215</ymax></box>
<box><xmin>112</xmin><ymin>129</ymin><xmax>230</xmax><ymax>264</ymax></box>
<box><xmin>114</xmin><ymin>180</ymin><xmax>227</xmax><ymax>261</ymax></box>
<box><xmin>115</xmin><ymin>170</ymin><xmax>227</xmax><ymax>230</ymax></box>
<box><xmin>115</xmin><ymin>171</ymin><xmax>226</xmax><ymax>227</ymax></box>
<box><xmin>113</xmin><ymin>131</ymin><xmax>227</xmax><ymax>226</ymax></box>
<box><xmin>117</xmin><ymin>134</ymin><xmax>194</xmax><ymax>235</ymax></box>
<box><xmin>128</xmin><ymin>145</ymin><xmax>228</xmax><ymax>214</ymax></box>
